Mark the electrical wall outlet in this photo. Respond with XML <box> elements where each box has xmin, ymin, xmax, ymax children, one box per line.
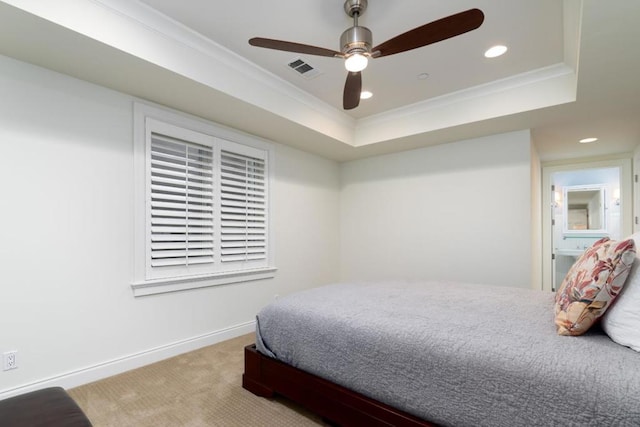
<box><xmin>3</xmin><ymin>351</ymin><xmax>18</xmax><ymax>371</ymax></box>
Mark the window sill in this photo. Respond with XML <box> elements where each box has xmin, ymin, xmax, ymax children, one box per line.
<box><xmin>131</xmin><ymin>267</ymin><xmax>277</xmax><ymax>297</ymax></box>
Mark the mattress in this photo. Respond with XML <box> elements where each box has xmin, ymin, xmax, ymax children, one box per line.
<box><xmin>256</xmin><ymin>281</ymin><xmax>640</xmax><ymax>427</ymax></box>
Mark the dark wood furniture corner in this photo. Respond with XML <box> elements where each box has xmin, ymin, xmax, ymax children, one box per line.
<box><xmin>0</xmin><ymin>386</ymin><xmax>92</xmax><ymax>427</ymax></box>
<box><xmin>242</xmin><ymin>344</ymin><xmax>435</xmax><ymax>427</ymax></box>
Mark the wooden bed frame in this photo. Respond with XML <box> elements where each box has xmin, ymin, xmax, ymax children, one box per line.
<box><xmin>242</xmin><ymin>344</ymin><xmax>435</xmax><ymax>427</ymax></box>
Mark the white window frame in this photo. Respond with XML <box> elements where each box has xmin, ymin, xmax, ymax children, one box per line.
<box><xmin>133</xmin><ymin>102</ymin><xmax>276</xmax><ymax>296</ymax></box>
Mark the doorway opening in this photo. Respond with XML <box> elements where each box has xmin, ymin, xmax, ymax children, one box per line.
<box><xmin>541</xmin><ymin>159</ymin><xmax>633</xmax><ymax>292</ymax></box>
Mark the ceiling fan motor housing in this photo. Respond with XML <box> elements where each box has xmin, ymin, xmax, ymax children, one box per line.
<box><xmin>340</xmin><ymin>26</ymin><xmax>372</xmax><ymax>56</ymax></box>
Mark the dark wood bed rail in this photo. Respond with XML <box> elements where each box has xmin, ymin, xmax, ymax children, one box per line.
<box><xmin>242</xmin><ymin>344</ymin><xmax>435</xmax><ymax>427</ymax></box>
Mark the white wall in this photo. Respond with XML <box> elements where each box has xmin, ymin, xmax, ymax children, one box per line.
<box><xmin>0</xmin><ymin>55</ymin><xmax>340</xmax><ymax>396</ymax></box>
<box><xmin>339</xmin><ymin>130</ymin><xmax>534</xmax><ymax>288</ymax></box>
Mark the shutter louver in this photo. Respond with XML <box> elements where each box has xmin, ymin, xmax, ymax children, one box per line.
<box><xmin>150</xmin><ymin>134</ymin><xmax>214</xmax><ymax>268</ymax></box>
<box><xmin>220</xmin><ymin>150</ymin><xmax>267</xmax><ymax>263</ymax></box>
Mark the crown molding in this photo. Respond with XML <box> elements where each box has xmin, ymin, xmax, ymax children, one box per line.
<box><xmin>354</xmin><ymin>63</ymin><xmax>577</xmax><ymax>147</ymax></box>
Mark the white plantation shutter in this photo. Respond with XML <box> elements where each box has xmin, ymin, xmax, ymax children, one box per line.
<box><xmin>141</xmin><ymin>115</ymin><xmax>271</xmax><ymax>285</ymax></box>
<box><xmin>149</xmin><ymin>133</ymin><xmax>215</xmax><ymax>271</ymax></box>
<box><xmin>219</xmin><ymin>143</ymin><xmax>268</xmax><ymax>267</ymax></box>
<box><xmin>134</xmin><ymin>105</ymin><xmax>274</xmax><ymax>295</ymax></box>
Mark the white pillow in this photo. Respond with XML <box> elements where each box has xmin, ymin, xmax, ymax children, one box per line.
<box><xmin>602</xmin><ymin>232</ymin><xmax>640</xmax><ymax>352</ymax></box>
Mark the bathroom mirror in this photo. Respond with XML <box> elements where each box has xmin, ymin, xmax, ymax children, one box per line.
<box><xmin>562</xmin><ymin>185</ymin><xmax>607</xmax><ymax>235</ymax></box>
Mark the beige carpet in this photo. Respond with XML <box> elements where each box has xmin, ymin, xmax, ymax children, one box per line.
<box><xmin>69</xmin><ymin>334</ymin><xmax>328</xmax><ymax>426</ymax></box>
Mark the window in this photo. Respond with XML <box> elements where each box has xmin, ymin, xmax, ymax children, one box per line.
<box><xmin>133</xmin><ymin>103</ymin><xmax>275</xmax><ymax>296</ymax></box>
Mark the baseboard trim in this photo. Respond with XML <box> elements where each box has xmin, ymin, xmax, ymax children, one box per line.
<box><xmin>0</xmin><ymin>320</ymin><xmax>255</xmax><ymax>400</ymax></box>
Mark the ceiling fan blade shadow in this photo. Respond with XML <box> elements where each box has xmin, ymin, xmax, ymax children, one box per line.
<box><xmin>372</xmin><ymin>8</ymin><xmax>484</xmax><ymax>58</ymax></box>
<box><xmin>249</xmin><ymin>37</ymin><xmax>343</xmax><ymax>57</ymax></box>
<box><xmin>343</xmin><ymin>71</ymin><xmax>362</xmax><ymax>110</ymax></box>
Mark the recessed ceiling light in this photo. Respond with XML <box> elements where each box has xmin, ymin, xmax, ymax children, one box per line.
<box><xmin>484</xmin><ymin>45</ymin><xmax>508</xmax><ymax>58</ymax></box>
<box><xmin>417</xmin><ymin>73</ymin><xmax>430</xmax><ymax>80</ymax></box>
<box><xmin>579</xmin><ymin>137</ymin><xmax>598</xmax><ymax>144</ymax></box>
<box><xmin>360</xmin><ymin>91</ymin><xmax>373</xmax><ymax>100</ymax></box>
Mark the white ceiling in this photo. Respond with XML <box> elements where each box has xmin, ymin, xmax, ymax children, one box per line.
<box><xmin>0</xmin><ymin>0</ymin><xmax>639</xmax><ymax>162</ymax></box>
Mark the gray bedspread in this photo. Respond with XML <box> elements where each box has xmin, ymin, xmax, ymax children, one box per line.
<box><xmin>255</xmin><ymin>281</ymin><xmax>640</xmax><ymax>427</ymax></box>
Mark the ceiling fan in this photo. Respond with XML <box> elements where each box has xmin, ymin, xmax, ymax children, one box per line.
<box><xmin>249</xmin><ymin>0</ymin><xmax>484</xmax><ymax>110</ymax></box>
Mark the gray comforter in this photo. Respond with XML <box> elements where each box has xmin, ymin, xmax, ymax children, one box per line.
<box><xmin>255</xmin><ymin>281</ymin><xmax>640</xmax><ymax>427</ymax></box>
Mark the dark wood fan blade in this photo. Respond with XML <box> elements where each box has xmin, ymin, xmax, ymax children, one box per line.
<box><xmin>249</xmin><ymin>37</ymin><xmax>342</xmax><ymax>58</ymax></box>
<box><xmin>372</xmin><ymin>9</ymin><xmax>484</xmax><ymax>58</ymax></box>
<box><xmin>343</xmin><ymin>71</ymin><xmax>362</xmax><ymax>110</ymax></box>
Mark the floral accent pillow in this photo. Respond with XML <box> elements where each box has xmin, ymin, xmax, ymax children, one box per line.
<box><xmin>554</xmin><ymin>237</ymin><xmax>636</xmax><ymax>336</ymax></box>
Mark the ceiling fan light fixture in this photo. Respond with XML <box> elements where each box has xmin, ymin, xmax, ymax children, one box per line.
<box><xmin>340</xmin><ymin>24</ymin><xmax>372</xmax><ymax>65</ymax></box>
<box><xmin>345</xmin><ymin>53</ymin><xmax>368</xmax><ymax>72</ymax></box>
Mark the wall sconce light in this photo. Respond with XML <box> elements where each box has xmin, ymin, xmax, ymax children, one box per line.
<box><xmin>613</xmin><ymin>188</ymin><xmax>620</xmax><ymax>206</ymax></box>
<box><xmin>554</xmin><ymin>190</ymin><xmax>562</xmax><ymax>208</ymax></box>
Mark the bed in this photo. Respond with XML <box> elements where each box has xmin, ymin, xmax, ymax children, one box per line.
<box><xmin>242</xmin><ymin>280</ymin><xmax>640</xmax><ymax>426</ymax></box>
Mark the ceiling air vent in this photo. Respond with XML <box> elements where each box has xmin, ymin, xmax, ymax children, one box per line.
<box><xmin>286</xmin><ymin>57</ymin><xmax>322</xmax><ymax>80</ymax></box>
